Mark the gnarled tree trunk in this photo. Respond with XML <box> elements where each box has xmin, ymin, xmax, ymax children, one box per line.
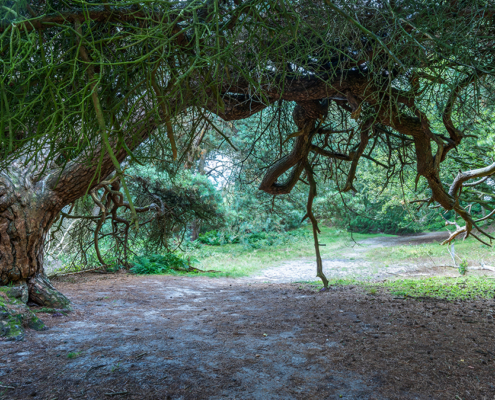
<box><xmin>0</xmin><ymin>117</ymin><xmax>155</xmax><ymax>312</ymax></box>
<box><xmin>0</xmin><ymin>164</ymin><xmax>70</xmax><ymax>309</ymax></box>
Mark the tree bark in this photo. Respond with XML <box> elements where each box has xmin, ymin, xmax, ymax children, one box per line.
<box><xmin>0</xmin><ymin>114</ymin><xmax>156</xmax><ymax>311</ymax></box>
<box><xmin>190</xmin><ymin>220</ymin><xmax>201</xmax><ymax>242</ymax></box>
<box><xmin>0</xmin><ymin>163</ymin><xmax>71</xmax><ymax>309</ymax></box>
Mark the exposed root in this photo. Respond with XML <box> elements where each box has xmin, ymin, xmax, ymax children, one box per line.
<box><xmin>28</xmin><ymin>274</ymin><xmax>72</xmax><ymax>310</ymax></box>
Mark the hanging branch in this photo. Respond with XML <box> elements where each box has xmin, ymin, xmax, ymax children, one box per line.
<box><xmin>303</xmin><ymin>161</ymin><xmax>329</xmax><ymax>289</ymax></box>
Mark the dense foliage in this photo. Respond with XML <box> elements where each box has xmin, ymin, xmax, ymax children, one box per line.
<box><xmin>130</xmin><ymin>253</ymin><xmax>194</xmax><ymax>275</ymax></box>
<box><xmin>46</xmin><ymin>166</ymin><xmax>224</xmax><ymax>271</ymax></box>
<box><xmin>1</xmin><ymin>0</ymin><xmax>495</xmax><ymax>285</ymax></box>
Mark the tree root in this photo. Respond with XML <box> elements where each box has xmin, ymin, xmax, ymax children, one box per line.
<box><xmin>28</xmin><ymin>274</ymin><xmax>72</xmax><ymax>310</ymax></box>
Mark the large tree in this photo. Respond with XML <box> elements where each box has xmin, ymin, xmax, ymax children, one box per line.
<box><xmin>0</xmin><ymin>0</ymin><xmax>494</xmax><ymax>304</ymax></box>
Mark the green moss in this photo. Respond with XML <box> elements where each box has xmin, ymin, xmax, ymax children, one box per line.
<box><xmin>0</xmin><ymin>284</ymin><xmax>28</xmax><ymax>304</ymax></box>
<box><xmin>0</xmin><ymin>307</ymin><xmax>24</xmax><ymax>341</ymax></box>
<box><xmin>0</xmin><ymin>288</ymin><xmax>48</xmax><ymax>340</ymax></box>
<box><xmin>27</xmin><ymin>315</ymin><xmax>46</xmax><ymax>331</ymax></box>
<box><xmin>4</xmin><ymin>296</ymin><xmax>23</xmax><ymax>306</ymax></box>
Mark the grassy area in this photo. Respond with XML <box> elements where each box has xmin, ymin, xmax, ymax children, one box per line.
<box><xmin>60</xmin><ymin>225</ymin><xmax>494</xmax><ymax>281</ymax></box>
<box><xmin>366</xmin><ymin>236</ymin><xmax>495</xmax><ymax>267</ymax></box>
<box><xmin>185</xmin><ymin>225</ymin><xmax>495</xmax><ymax>297</ymax></box>
<box><xmin>191</xmin><ymin>225</ymin><xmax>383</xmax><ymax>277</ymax></box>
<box><xmin>123</xmin><ymin>223</ymin><xmax>495</xmax><ymax>299</ymax></box>
<box><xmin>189</xmin><ymin>225</ymin><xmax>495</xmax><ymax>278</ymax></box>
<box><xmin>381</xmin><ymin>276</ymin><xmax>495</xmax><ymax>300</ymax></box>
<box><xmin>305</xmin><ymin>276</ymin><xmax>495</xmax><ymax>301</ymax></box>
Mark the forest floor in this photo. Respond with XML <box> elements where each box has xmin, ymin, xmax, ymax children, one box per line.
<box><xmin>1</xmin><ymin>272</ymin><xmax>495</xmax><ymax>400</ymax></box>
<box><xmin>2</xmin><ymin>232</ymin><xmax>495</xmax><ymax>400</ymax></box>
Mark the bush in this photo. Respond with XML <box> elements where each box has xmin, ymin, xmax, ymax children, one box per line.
<box><xmin>197</xmin><ymin>230</ymin><xmax>239</xmax><ymax>245</ymax></box>
<box><xmin>347</xmin><ymin>205</ymin><xmax>420</xmax><ymax>235</ymax></box>
<box><xmin>197</xmin><ymin>228</ymin><xmax>309</xmax><ymax>250</ymax></box>
<box><xmin>130</xmin><ymin>253</ymin><xmax>194</xmax><ymax>275</ymax></box>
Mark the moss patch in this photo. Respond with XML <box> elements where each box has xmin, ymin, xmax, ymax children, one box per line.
<box><xmin>27</xmin><ymin>315</ymin><xmax>46</xmax><ymax>331</ymax></box>
<box><xmin>0</xmin><ymin>306</ymin><xmax>24</xmax><ymax>341</ymax></box>
<box><xmin>0</xmin><ymin>286</ymin><xmax>47</xmax><ymax>340</ymax></box>
<box><xmin>0</xmin><ymin>283</ymin><xmax>28</xmax><ymax>303</ymax></box>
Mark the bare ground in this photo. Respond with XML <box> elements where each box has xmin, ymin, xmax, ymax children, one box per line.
<box><xmin>247</xmin><ymin>232</ymin><xmax>457</xmax><ymax>283</ymax></box>
<box><xmin>1</xmin><ymin>272</ymin><xmax>495</xmax><ymax>400</ymax></box>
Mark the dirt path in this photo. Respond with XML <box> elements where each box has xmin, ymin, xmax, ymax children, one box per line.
<box><xmin>1</xmin><ymin>273</ymin><xmax>495</xmax><ymax>400</ymax></box>
<box><xmin>247</xmin><ymin>232</ymin><xmax>452</xmax><ymax>283</ymax></box>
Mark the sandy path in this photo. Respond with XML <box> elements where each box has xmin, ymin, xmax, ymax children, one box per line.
<box><xmin>247</xmin><ymin>232</ymin><xmax>452</xmax><ymax>283</ymax></box>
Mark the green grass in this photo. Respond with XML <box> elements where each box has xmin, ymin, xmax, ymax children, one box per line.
<box><xmin>304</xmin><ymin>276</ymin><xmax>495</xmax><ymax>301</ymax></box>
<box><xmin>380</xmin><ymin>276</ymin><xmax>495</xmax><ymax>301</ymax></box>
<box><xmin>66</xmin><ymin>224</ymin><xmax>494</xmax><ymax>281</ymax></box>
<box><xmin>185</xmin><ymin>226</ymin><xmax>495</xmax><ymax>278</ymax></box>
<box><xmin>366</xmin><ymin>237</ymin><xmax>495</xmax><ymax>266</ymax></box>
<box><xmin>190</xmin><ymin>225</ymin><xmax>383</xmax><ymax>277</ymax></box>
<box><xmin>67</xmin><ymin>351</ymin><xmax>82</xmax><ymax>359</ymax></box>
<box><xmin>110</xmin><ymin>362</ymin><xmax>121</xmax><ymax>372</ymax></box>
<box><xmin>128</xmin><ymin>224</ymin><xmax>495</xmax><ymax>300</ymax></box>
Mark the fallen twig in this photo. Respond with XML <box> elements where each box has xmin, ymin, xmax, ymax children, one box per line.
<box><xmin>49</xmin><ymin>265</ymin><xmax>106</xmax><ymax>278</ymax></box>
<box><xmin>189</xmin><ymin>267</ymin><xmax>221</xmax><ymax>273</ymax></box>
<box><xmin>85</xmin><ymin>364</ymin><xmax>106</xmax><ymax>377</ymax></box>
<box><xmin>104</xmin><ymin>391</ymin><xmax>128</xmax><ymax>396</ymax></box>
<box><xmin>0</xmin><ymin>385</ymin><xmax>16</xmax><ymax>389</ymax></box>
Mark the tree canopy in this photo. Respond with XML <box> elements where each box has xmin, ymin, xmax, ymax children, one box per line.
<box><xmin>1</xmin><ymin>0</ymin><xmax>495</xmax><ymax>287</ymax></box>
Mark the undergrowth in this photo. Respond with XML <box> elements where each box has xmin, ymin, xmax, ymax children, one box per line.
<box><xmin>129</xmin><ymin>252</ymin><xmax>233</xmax><ymax>278</ymax></box>
<box><xmin>130</xmin><ymin>253</ymin><xmax>195</xmax><ymax>275</ymax></box>
<box><xmin>189</xmin><ymin>226</ymin><xmax>381</xmax><ymax>277</ymax></box>
<box><xmin>197</xmin><ymin>229</ymin><xmax>309</xmax><ymax>248</ymax></box>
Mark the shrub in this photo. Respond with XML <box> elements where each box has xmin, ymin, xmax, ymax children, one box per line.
<box><xmin>130</xmin><ymin>253</ymin><xmax>195</xmax><ymax>275</ymax></box>
<box><xmin>197</xmin><ymin>230</ymin><xmax>239</xmax><ymax>246</ymax></box>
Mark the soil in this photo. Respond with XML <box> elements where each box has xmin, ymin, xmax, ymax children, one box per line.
<box><xmin>248</xmin><ymin>232</ymin><xmax>455</xmax><ymax>283</ymax></box>
<box><xmin>1</xmin><ymin>272</ymin><xmax>495</xmax><ymax>400</ymax></box>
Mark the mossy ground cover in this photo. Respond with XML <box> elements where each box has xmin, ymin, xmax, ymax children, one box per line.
<box><xmin>0</xmin><ymin>297</ymin><xmax>24</xmax><ymax>341</ymax></box>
